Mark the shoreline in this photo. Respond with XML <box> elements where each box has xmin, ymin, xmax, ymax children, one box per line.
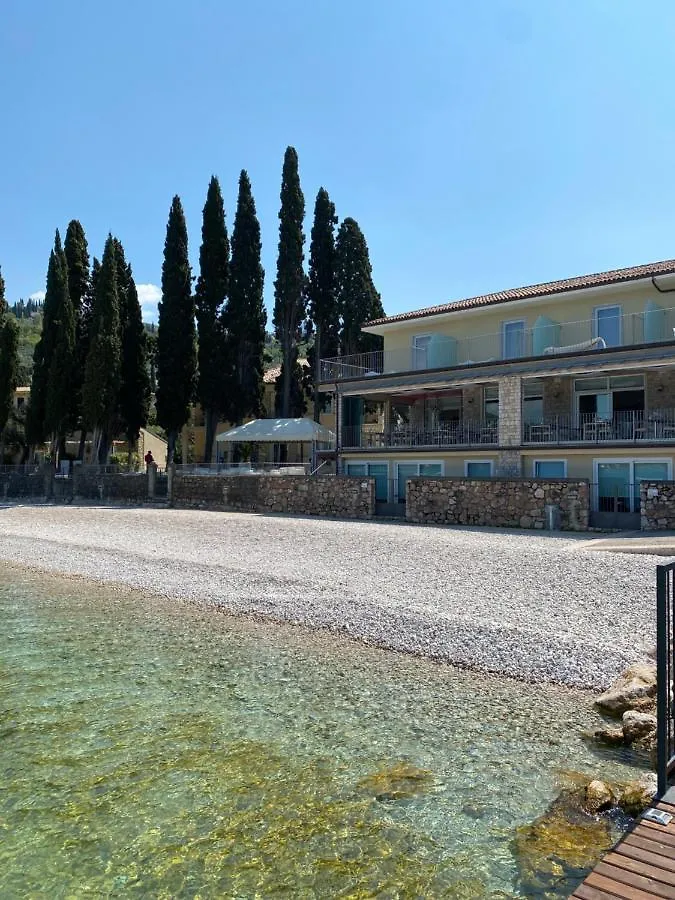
<box><xmin>0</xmin><ymin>505</ymin><xmax>657</xmax><ymax>690</ymax></box>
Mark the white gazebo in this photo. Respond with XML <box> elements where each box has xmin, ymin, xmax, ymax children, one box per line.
<box><xmin>215</xmin><ymin>418</ymin><xmax>335</xmax><ymax>471</ymax></box>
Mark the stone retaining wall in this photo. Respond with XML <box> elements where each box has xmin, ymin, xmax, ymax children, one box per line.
<box><xmin>0</xmin><ymin>470</ymin><xmax>49</xmax><ymax>500</ymax></box>
<box><xmin>172</xmin><ymin>474</ymin><xmax>375</xmax><ymax>519</ymax></box>
<box><xmin>72</xmin><ymin>470</ymin><xmax>147</xmax><ymax>502</ymax></box>
<box><xmin>641</xmin><ymin>481</ymin><xmax>675</xmax><ymax>530</ymax></box>
<box><xmin>406</xmin><ymin>477</ymin><xmax>590</xmax><ymax>530</ymax></box>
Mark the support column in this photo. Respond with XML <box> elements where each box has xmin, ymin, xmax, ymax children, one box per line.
<box><xmin>147</xmin><ymin>462</ymin><xmax>157</xmax><ymax>499</ymax></box>
<box><xmin>497</xmin><ymin>375</ymin><xmax>523</xmax><ymax>477</ymax></box>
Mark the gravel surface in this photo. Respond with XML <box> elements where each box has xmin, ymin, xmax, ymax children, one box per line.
<box><xmin>0</xmin><ymin>504</ymin><xmax>660</xmax><ymax>689</ymax></box>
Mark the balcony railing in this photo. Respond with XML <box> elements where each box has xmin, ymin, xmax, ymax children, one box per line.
<box><xmin>341</xmin><ymin>420</ymin><xmax>499</xmax><ymax>449</ymax></box>
<box><xmin>320</xmin><ymin>306</ymin><xmax>675</xmax><ymax>381</ymax></box>
<box><xmin>523</xmin><ymin>409</ymin><xmax>675</xmax><ymax>444</ymax></box>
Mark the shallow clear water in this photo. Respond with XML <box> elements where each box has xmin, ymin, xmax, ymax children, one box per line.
<box><xmin>0</xmin><ymin>567</ymin><xmax>642</xmax><ymax>898</ymax></box>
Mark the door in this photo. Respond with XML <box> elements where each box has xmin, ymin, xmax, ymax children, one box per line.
<box><xmin>502</xmin><ymin>321</ymin><xmax>526</xmax><ymax>359</ymax></box>
<box><xmin>596</xmin><ymin>462</ymin><xmax>631</xmax><ymax>513</ymax></box>
<box><xmin>594</xmin><ymin>306</ymin><xmax>622</xmax><ymax>347</ymax></box>
<box><xmin>633</xmin><ymin>461</ymin><xmax>670</xmax><ymax>511</ymax></box>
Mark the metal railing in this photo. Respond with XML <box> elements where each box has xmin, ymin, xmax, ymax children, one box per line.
<box><xmin>320</xmin><ymin>306</ymin><xmax>675</xmax><ymax>381</ymax></box>
<box><xmin>523</xmin><ymin>409</ymin><xmax>675</xmax><ymax>444</ymax></box>
<box><xmin>172</xmin><ymin>462</ymin><xmax>311</xmax><ymax>476</ymax></box>
<box><xmin>657</xmin><ymin>561</ymin><xmax>675</xmax><ymax>797</ymax></box>
<box><xmin>341</xmin><ymin>420</ymin><xmax>499</xmax><ymax>449</ymax></box>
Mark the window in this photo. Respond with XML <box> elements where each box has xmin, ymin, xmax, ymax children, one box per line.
<box><xmin>523</xmin><ymin>380</ymin><xmax>544</xmax><ymax>424</ymax></box>
<box><xmin>465</xmin><ymin>460</ymin><xmax>493</xmax><ymax>477</ymax></box>
<box><xmin>396</xmin><ymin>461</ymin><xmax>443</xmax><ymax>501</ymax></box>
<box><xmin>502</xmin><ymin>320</ymin><xmax>526</xmax><ymax>359</ymax></box>
<box><xmin>594</xmin><ymin>305</ymin><xmax>622</xmax><ymax>347</ymax></box>
<box><xmin>412</xmin><ymin>335</ymin><xmax>432</xmax><ymax>370</ymax></box>
<box><xmin>345</xmin><ymin>462</ymin><xmax>389</xmax><ymax>502</ymax></box>
<box><xmin>483</xmin><ymin>386</ymin><xmax>499</xmax><ymax>423</ymax></box>
<box><xmin>533</xmin><ymin>459</ymin><xmax>567</xmax><ymax>478</ymax></box>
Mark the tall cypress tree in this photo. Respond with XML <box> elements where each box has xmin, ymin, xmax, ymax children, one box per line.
<box><xmin>156</xmin><ymin>196</ymin><xmax>197</xmax><ymax>463</ymax></box>
<box><xmin>44</xmin><ymin>232</ymin><xmax>76</xmax><ymax>457</ymax></box>
<box><xmin>64</xmin><ymin>220</ymin><xmax>91</xmax><ymax>458</ymax></box>
<box><xmin>26</xmin><ymin>232</ymin><xmax>64</xmax><ymax>449</ymax></box>
<box><xmin>82</xmin><ymin>236</ymin><xmax>122</xmax><ymax>463</ymax></box>
<box><xmin>306</xmin><ymin>188</ymin><xmax>338</xmax><ymax>421</ymax></box>
<box><xmin>113</xmin><ymin>240</ymin><xmax>150</xmax><ymax>466</ymax></box>
<box><xmin>0</xmin><ymin>266</ymin><xmax>19</xmax><ymax>449</ymax></box>
<box><xmin>273</xmin><ymin>147</ymin><xmax>305</xmax><ymax>418</ymax></box>
<box><xmin>336</xmin><ymin>218</ymin><xmax>385</xmax><ymax>357</ymax></box>
<box><xmin>195</xmin><ymin>175</ymin><xmax>229</xmax><ymax>462</ymax></box>
<box><xmin>227</xmin><ymin>171</ymin><xmax>266</xmax><ymax>424</ymax></box>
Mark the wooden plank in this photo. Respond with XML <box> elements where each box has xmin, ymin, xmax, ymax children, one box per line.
<box><xmin>623</xmin><ymin>835</ymin><xmax>675</xmax><ymax>865</ymax></box>
<box><xmin>585</xmin><ymin>870</ymin><xmax>667</xmax><ymax>899</ymax></box>
<box><xmin>573</xmin><ymin>883</ymin><xmax>625</xmax><ymax>899</ymax></box>
<box><xmin>604</xmin><ymin>850</ymin><xmax>675</xmax><ymax>887</ymax></box>
<box><xmin>637</xmin><ymin>822</ymin><xmax>675</xmax><ymax>849</ymax></box>
<box><xmin>655</xmin><ymin>802</ymin><xmax>675</xmax><ymax>817</ymax></box>
<box><xmin>594</xmin><ymin>860</ymin><xmax>675</xmax><ymax>898</ymax></box>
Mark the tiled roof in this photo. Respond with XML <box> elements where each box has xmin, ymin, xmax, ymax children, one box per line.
<box><xmin>364</xmin><ymin>258</ymin><xmax>675</xmax><ymax>327</ymax></box>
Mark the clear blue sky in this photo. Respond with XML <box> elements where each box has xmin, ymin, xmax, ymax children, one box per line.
<box><xmin>2</xmin><ymin>0</ymin><xmax>675</xmax><ymax>323</ymax></box>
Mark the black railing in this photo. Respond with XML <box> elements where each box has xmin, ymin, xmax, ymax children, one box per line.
<box><xmin>657</xmin><ymin>561</ymin><xmax>675</xmax><ymax>797</ymax></box>
<box><xmin>341</xmin><ymin>420</ymin><xmax>499</xmax><ymax>449</ymax></box>
<box><xmin>524</xmin><ymin>409</ymin><xmax>675</xmax><ymax>444</ymax></box>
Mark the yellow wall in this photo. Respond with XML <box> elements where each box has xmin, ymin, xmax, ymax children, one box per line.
<box><xmin>341</xmin><ymin>451</ymin><xmax>499</xmax><ymax>477</ymax></box>
<box><xmin>377</xmin><ymin>281</ymin><xmax>668</xmax><ymax>359</ymax></box>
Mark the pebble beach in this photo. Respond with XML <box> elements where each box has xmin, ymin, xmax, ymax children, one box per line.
<box><xmin>0</xmin><ymin>504</ymin><xmax>659</xmax><ymax>689</ymax></box>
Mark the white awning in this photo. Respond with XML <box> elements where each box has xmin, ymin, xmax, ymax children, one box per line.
<box><xmin>215</xmin><ymin>418</ymin><xmax>335</xmax><ymax>443</ymax></box>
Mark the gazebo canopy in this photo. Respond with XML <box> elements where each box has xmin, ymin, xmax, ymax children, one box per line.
<box><xmin>215</xmin><ymin>418</ymin><xmax>334</xmax><ymax>443</ymax></box>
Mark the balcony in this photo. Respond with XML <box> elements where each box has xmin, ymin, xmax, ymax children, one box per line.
<box><xmin>523</xmin><ymin>409</ymin><xmax>675</xmax><ymax>445</ymax></box>
<box><xmin>320</xmin><ymin>306</ymin><xmax>675</xmax><ymax>382</ymax></box>
<box><xmin>341</xmin><ymin>420</ymin><xmax>498</xmax><ymax>450</ymax></box>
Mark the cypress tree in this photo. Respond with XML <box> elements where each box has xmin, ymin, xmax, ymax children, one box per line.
<box><xmin>336</xmin><ymin>218</ymin><xmax>385</xmax><ymax>357</ymax></box>
<box><xmin>273</xmin><ymin>147</ymin><xmax>305</xmax><ymax>418</ymax></box>
<box><xmin>114</xmin><ymin>241</ymin><xmax>150</xmax><ymax>466</ymax></box>
<box><xmin>156</xmin><ymin>196</ymin><xmax>197</xmax><ymax>463</ymax></box>
<box><xmin>44</xmin><ymin>232</ymin><xmax>76</xmax><ymax>457</ymax></box>
<box><xmin>0</xmin><ymin>266</ymin><xmax>19</xmax><ymax>448</ymax></box>
<box><xmin>64</xmin><ymin>219</ymin><xmax>91</xmax><ymax>458</ymax></box>
<box><xmin>82</xmin><ymin>235</ymin><xmax>122</xmax><ymax>463</ymax></box>
<box><xmin>26</xmin><ymin>232</ymin><xmax>63</xmax><ymax>449</ymax></box>
<box><xmin>306</xmin><ymin>188</ymin><xmax>338</xmax><ymax>421</ymax></box>
<box><xmin>195</xmin><ymin>175</ymin><xmax>229</xmax><ymax>462</ymax></box>
<box><xmin>228</xmin><ymin>171</ymin><xmax>266</xmax><ymax>424</ymax></box>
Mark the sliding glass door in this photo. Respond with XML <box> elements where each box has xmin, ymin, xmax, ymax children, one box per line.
<box><xmin>595</xmin><ymin>459</ymin><xmax>670</xmax><ymax>513</ymax></box>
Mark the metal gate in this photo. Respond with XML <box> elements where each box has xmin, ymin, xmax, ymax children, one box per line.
<box><xmin>155</xmin><ymin>469</ymin><xmax>168</xmax><ymax>499</ymax></box>
<box><xmin>657</xmin><ymin>561</ymin><xmax>675</xmax><ymax>796</ymax></box>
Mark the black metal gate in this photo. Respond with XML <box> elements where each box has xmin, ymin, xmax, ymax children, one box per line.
<box><xmin>657</xmin><ymin>561</ymin><xmax>675</xmax><ymax>796</ymax></box>
<box><xmin>154</xmin><ymin>470</ymin><xmax>168</xmax><ymax>499</ymax></box>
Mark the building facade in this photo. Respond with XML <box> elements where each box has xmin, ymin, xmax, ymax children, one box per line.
<box><xmin>318</xmin><ymin>259</ymin><xmax>675</xmax><ymax>527</ymax></box>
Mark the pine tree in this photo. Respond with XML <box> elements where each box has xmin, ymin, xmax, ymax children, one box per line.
<box><xmin>306</xmin><ymin>188</ymin><xmax>338</xmax><ymax>421</ymax></box>
<box><xmin>64</xmin><ymin>219</ymin><xmax>91</xmax><ymax>458</ymax></box>
<box><xmin>44</xmin><ymin>232</ymin><xmax>76</xmax><ymax>456</ymax></box>
<box><xmin>195</xmin><ymin>176</ymin><xmax>229</xmax><ymax>462</ymax></box>
<box><xmin>113</xmin><ymin>241</ymin><xmax>150</xmax><ymax>466</ymax></box>
<box><xmin>82</xmin><ymin>235</ymin><xmax>122</xmax><ymax>463</ymax></box>
<box><xmin>156</xmin><ymin>196</ymin><xmax>197</xmax><ymax>463</ymax></box>
<box><xmin>0</xmin><ymin>266</ymin><xmax>19</xmax><ymax>447</ymax></box>
<box><xmin>228</xmin><ymin>171</ymin><xmax>266</xmax><ymax>424</ymax></box>
<box><xmin>336</xmin><ymin>218</ymin><xmax>385</xmax><ymax>356</ymax></box>
<box><xmin>273</xmin><ymin>147</ymin><xmax>305</xmax><ymax>418</ymax></box>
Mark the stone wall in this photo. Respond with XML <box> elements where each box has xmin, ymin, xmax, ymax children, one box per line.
<box><xmin>0</xmin><ymin>469</ymin><xmax>49</xmax><ymax>500</ymax></box>
<box><xmin>72</xmin><ymin>470</ymin><xmax>148</xmax><ymax>503</ymax></box>
<box><xmin>641</xmin><ymin>481</ymin><xmax>675</xmax><ymax>530</ymax></box>
<box><xmin>406</xmin><ymin>477</ymin><xmax>590</xmax><ymax>530</ymax></box>
<box><xmin>172</xmin><ymin>474</ymin><xmax>375</xmax><ymax>519</ymax></box>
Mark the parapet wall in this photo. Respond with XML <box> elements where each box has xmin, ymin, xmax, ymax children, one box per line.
<box><xmin>172</xmin><ymin>474</ymin><xmax>375</xmax><ymax>519</ymax></box>
<box><xmin>406</xmin><ymin>477</ymin><xmax>590</xmax><ymax>530</ymax></box>
<box><xmin>641</xmin><ymin>481</ymin><xmax>675</xmax><ymax>530</ymax></box>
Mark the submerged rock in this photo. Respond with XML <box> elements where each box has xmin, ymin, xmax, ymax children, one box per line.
<box><xmin>595</xmin><ymin>662</ymin><xmax>657</xmax><ymax>717</ymax></box>
<box><xmin>357</xmin><ymin>761</ymin><xmax>433</xmax><ymax>800</ymax></box>
<box><xmin>618</xmin><ymin>772</ymin><xmax>658</xmax><ymax>816</ymax></box>
<box><xmin>593</xmin><ymin>724</ymin><xmax>625</xmax><ymax>746</ymax></box>
<box><xmin>513</xmin><ymin>788</ymin><xmax>614</xmax><ymax>898</ymax></box>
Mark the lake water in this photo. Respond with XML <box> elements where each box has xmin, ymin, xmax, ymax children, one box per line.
<box><xmin>0</xmin><ymin>567</ymin><xmax>642</xmax><ymax>898</ymax></box>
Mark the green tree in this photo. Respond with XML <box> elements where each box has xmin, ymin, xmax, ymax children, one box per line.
<box><xmin>114</xmin><ymin>240</ymin><xmax>150</xmax><ymax>467</ymax></box>
<box><xmin>336</xmin><ymin>218</ymin><xmax>385</xmax><ymax>356</ymax></box>
<box><xmin>195</xmin><ymin>175</ymin><xmax>229</xmax><ymax>462</ymax></box>
<box><xmin>228</xmin><ymin>171</ymin><xmax>266</xmax><ymax>424</ymax></box>
<box><xmin>44</xmin><ymin>233</ymin><xmax>76</xmax><ymax>457</ymax></box>
<box><xmin>273</xmin><ymin>147</ymin><xmax>305</xmax><ymax>418</ymax></box>
<box><xmin>64</xmin><ymin>219</ymin><xmax>91</xmax><ymax>459</ymax></box>
<box><xmin>0</xmin><ymin>266</ymin><xmax>19</xmax><ymax>452</ymax></box>
<box><xmin>306</xmin><ymin>188</ymin><xmax>338</xmax><ymax>420</ymax></box>
<box><xmin>82</xmin><ymin>235</ymin><xmax>122</xmax><ymax>463</ymax></box>
<box><xmin>156</xmin><ymin>196</ymin><xmax>197</xmax><ymax>463</ymax></box>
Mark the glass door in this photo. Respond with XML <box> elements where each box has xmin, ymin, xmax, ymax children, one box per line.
<box><xmin>596</xmin><ymin>462</ymin><xmax>631</xmax><ymax>512</ymax></box>
<box><xmin>397</xmin><ymin>464</ymin><xmax>418</xmax><ymax>502</ymax></box>
<box><xmin>502</xmin><ymin>321</ymin><xmax>525</xmax><ymax>359</ymax></box>
<box><xmin>633</xmin><ymin>461</ymin><xmax>670</xmax><ymax>511</ymax></box>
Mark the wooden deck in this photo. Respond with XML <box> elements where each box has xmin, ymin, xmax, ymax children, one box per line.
<box><xmin>572</xmin><ymin>791</ymin><xmax>675</xmax><ymax>899</ymax></box>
